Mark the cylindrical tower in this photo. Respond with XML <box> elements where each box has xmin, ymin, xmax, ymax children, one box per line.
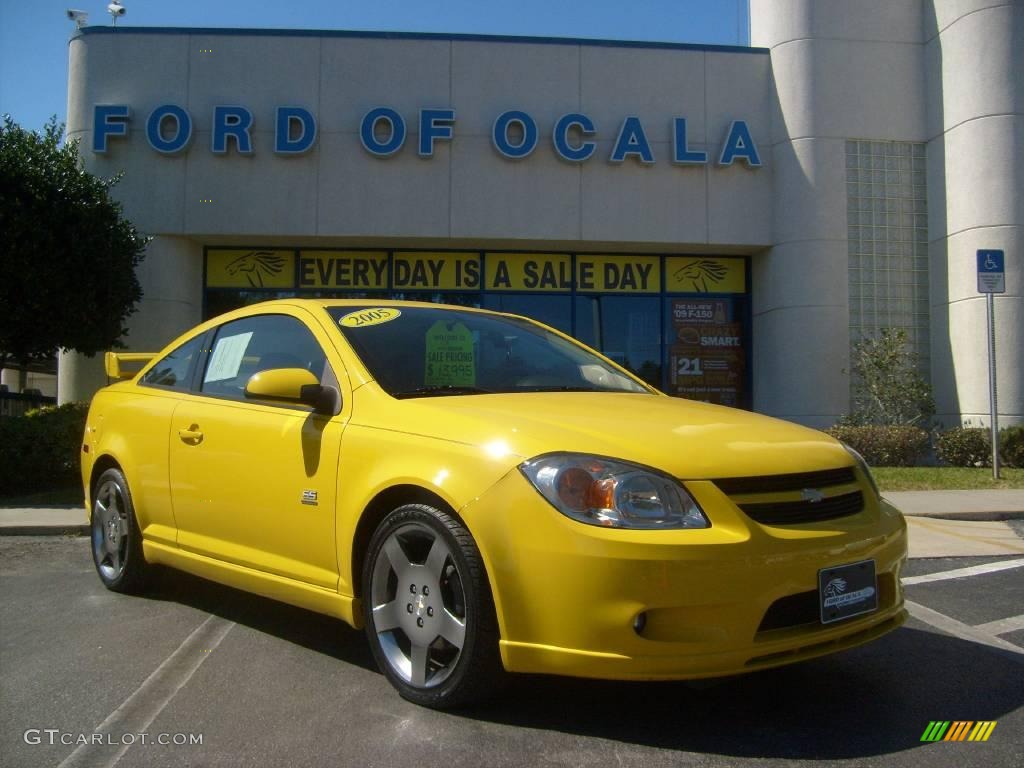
<box><xmin>925</xmin><ymin>0</ymin><xmax>1023</xmax><ymax>427</ymax></box>
<box><xmin>750</xmin><ymin>0</ymin><xmax>928</xmax><ymax>427</ymax></box>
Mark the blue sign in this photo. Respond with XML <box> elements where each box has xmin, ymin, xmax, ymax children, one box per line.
<box><xmin>977</xmin><ymin>249</ymin><xmax>1005</xmax><ymax>294</ymax></box>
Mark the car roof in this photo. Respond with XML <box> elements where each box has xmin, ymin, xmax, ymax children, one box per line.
<box><xmin>243</xmin><ymin>298</ymin><xmax>506</xmax><ymax>315</ymax></box>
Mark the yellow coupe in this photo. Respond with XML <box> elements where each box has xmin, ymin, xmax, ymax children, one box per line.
<box><xmin>82</xmin><ymin>300</ymin><xmax>907</xmax><ymax>708</ymax></box>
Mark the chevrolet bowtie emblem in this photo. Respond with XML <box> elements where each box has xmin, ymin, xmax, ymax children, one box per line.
<box><xmin>801</xmin><ymin>488</ymin><xmax>825</xmax><ymax>503</ymax></box>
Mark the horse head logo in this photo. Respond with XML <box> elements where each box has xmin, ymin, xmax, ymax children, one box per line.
<box><xmin>673</xmin><ymin>259</ymin><xmax>729</xmax><ymax>292</ymax></box>
<box><xmin>224</xmin><ymin>251</ymin><xmax>287</xmax><ymax>288</ymax></box>
<box><xmin>824</xmin><ymin>577</ymin><xmax>847</xmax><ymax>598</ymax></box>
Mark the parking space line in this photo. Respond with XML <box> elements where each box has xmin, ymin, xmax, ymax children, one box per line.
<box><xmin>974</xmin><ymin>614</ymin><xmax>1024</xmax><ymax>637</ymax></box>
<box><xmin>902</xmin><ymin>557</ymin><xmax>1024</xmax><ymax>586</ymax></box>
<box><xmin>57</xmin><ymin>614</ymin><xmax>236</xmax><ymax>768</ymax></box>
<box><xmin>905</xmin><ymin>600</ymin><xmax>1024</xmax><ymax>661</ymax></box>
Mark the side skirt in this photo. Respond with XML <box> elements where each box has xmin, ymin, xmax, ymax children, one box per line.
<box><xmin>143</xmin><ymin>540</ymin><xmax>363</xmax><ymax>629</ymax></box>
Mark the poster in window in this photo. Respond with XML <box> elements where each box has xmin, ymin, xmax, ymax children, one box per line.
<box><xmin>669</xmin><ymin>299</ymin><xmax>745</xmax><ymax>407</ymax></box>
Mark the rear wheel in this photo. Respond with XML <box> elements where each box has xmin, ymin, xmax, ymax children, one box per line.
<box><xmin>362</xmin><ymin>504</ymin><xmax>503</xmax><ymax>709</ymax></box>
<box><xmin>90</xmin><ymin>468</ymin><xmax>150</xmax><ymax>594</ymax></box>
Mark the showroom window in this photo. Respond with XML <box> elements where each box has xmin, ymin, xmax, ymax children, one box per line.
<box><xmin>203</xmin><ymin>248</ymin><xmax>752</xmax><ymax>406</ymax></box>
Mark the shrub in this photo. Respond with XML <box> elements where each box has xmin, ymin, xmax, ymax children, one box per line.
<box><xmin>935</xmin><ymin>427</ymin><xmax>991</xmax><ymax>467</ymax></box>
<box><xmin>845</xmin><ymin>328</ymin><xmax>935</xmax><ymax>427</ymax></box>
<box><xmin>1000</xmin><ymin>425</ymin><xmax>1024</xmax><ymax>468</ymax></box>
<box><xmin>0</xmin><ymin>402</ymin><xmax>88</xmax><ymax>496</ymax></box>
<box><xmin>826</xmin><ymin>425</ymin><xmax>930</xmax><ymax>467</ymax></box>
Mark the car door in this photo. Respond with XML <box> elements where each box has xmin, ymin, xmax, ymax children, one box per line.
<box><xmin>110</xmin><ymin>332</ymin><xmax>208</xmax><ymax>548</ymax></box>
<box><xmin>168</xmin><ymin>309</ymin><xmax>348</xmax><ymax>589</ymax></box>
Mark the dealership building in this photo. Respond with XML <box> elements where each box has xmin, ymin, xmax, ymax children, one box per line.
<box><xmin>51</xmin><ymin>0</ymin><xmax>1021</xmax><ymax>428</ymax></box>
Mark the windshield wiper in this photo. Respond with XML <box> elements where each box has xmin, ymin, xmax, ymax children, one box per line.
<box><xmin>392</xmin><ymin>385</ymin><xmax>494</xmax><ymax>399</ymax></box>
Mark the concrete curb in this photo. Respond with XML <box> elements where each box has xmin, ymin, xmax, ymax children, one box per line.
<box><xmin>0</xmin><ymin>525</ymin><xmax>90</xmax><ymax>536</ymax></box>
<box><xmin>0</xmin><ymin>506</ymin><xmax>88</xmax><ymax>537</ymax></box>
<box><xmin>901</xmin><ymin>511</ymin><xmax>1024</xmax><ymax>522</ymax></box>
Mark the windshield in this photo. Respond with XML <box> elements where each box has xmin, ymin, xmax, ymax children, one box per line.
<box><xmin>328</xmin><ymin>305</ymin><xmax>651</xmax><ymax>398</ymax></box>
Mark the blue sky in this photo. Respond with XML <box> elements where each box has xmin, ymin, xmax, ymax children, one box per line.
<box><xmin>0</xmin><ymin>1</ymin><xmax>749</xmax><ymax>131</ymax></box>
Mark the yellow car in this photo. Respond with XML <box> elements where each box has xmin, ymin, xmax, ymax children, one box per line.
<box><xmin>82</xmin><ymin>299</ymin><xmax>907</xmax><ymax>708</ymax></box>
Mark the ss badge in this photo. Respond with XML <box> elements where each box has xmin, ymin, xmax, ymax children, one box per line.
<box><xmin>301</xmin><ymin>489</ymin><xmax>319</xmax><ymax>506</ymax></box>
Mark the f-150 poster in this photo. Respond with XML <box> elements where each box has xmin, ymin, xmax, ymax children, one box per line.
<box><xmin>669</xmin><ymin>299</ymin><xmax>745</xmax><ymax>407</ymax></box>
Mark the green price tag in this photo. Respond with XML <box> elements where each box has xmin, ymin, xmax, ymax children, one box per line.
<box><xmin>424</xmin><ymin>320</ymin><xmax>476</xmax><ymax>387</ymax></box>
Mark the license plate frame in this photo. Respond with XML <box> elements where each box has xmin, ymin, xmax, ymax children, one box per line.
<box><xmin>818</xmin><ymin>559</ymin><xmax>878</xmax><ymax>624</ymax></box>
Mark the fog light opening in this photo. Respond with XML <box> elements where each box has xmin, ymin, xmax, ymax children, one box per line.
<box><xmin>633</xmin><ymin>611</ymin><xmax>647</xmax><ymax>636</ymax></box>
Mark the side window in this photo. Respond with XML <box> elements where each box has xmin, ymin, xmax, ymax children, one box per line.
<box><xmin>200</xmin><ymin>314</ymin><xmax>329</xmax><ymax>401</ymax></box>
<box><xmin>139</xmin><ymin>334</ymin><xmax>205</xmax><ymax>390</ymax></box>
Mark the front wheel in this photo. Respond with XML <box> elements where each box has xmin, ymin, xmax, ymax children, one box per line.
<box><xmin>90</xmin><ymin>468</ymin><xmax>150</xmax><ymax>594</ymax></box>
<box><xmin>362</xmin><ymin>504</ymin><xmax>503</xmax><ymax>709</ymax></box>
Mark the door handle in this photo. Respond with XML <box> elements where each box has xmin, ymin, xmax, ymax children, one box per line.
<box><xmin>178</xmin><ymin>425</ymin><xmax>204</xmax><ymax>444</ymax></box>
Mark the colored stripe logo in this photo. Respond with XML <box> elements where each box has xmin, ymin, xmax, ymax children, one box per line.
<box><xmin>920</xmin><ymin>721</ymin><xmax>997</xmax><ymax>742</ymax></box>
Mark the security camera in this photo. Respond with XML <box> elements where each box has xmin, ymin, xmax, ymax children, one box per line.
<box><xmin>66</xmin><ymin>9</ymin><xmax>89</xmax><ymax>28</ymax></box>
<box><xmin>107</xmin><ymin>1</ymin><xmax>126</xmax><ymax>22</ymax></box>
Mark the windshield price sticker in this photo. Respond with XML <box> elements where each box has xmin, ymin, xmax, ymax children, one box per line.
<box><xmin>425</xmin><ymin>320</ymin><xmax>476</xmax><ymax>387</ymax></box>
<box><xmin>339</xmin><ymin>308</ymin><xmax>402</xmax><ymax>328</ymax></box>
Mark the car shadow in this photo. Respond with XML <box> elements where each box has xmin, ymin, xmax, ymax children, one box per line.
<box><xmin>142</xmin><ymin>567</ymin><xmax>377</xmax><ymax>673</ymax></box>
<box><xmin>139</xmin><ymin>568</ymin><xmax>1022</xmax><ymax>760</ymax></box>
<box><xmin>462</xmin><ymin>627</ymin><xmax>1024</xmax><ymax>760</ymax></box>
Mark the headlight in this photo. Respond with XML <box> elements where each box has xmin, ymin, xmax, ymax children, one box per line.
<box><xmin>843</xmin><ymin>443</ymin><xmax>880</xmax><ymax>500</ymax></box>
<box><xmin>519</xmin><ymin>453</ymin><xmax>709</xmax><ymax>529</ymax></box>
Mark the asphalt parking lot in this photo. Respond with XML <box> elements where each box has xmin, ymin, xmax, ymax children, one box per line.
<box><xmin>2</xmin><ymin>537</ymin><xmax>1022</xmax><ymax>768</ymax></box>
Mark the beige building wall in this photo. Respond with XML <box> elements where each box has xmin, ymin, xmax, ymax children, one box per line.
<box><xmin>60</xmin><ymin>29</ymin><xmax>773</xmax><ymax>403</ymax></box>
<box><xmin>59</xmin><ymin>13</ymin><xmax>1023</xmax><ymax>427</ymax></box>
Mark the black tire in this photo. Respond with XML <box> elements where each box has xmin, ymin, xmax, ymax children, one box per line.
<box><xmin>361</xmin><ymin>503</ymin><xmax>504</xmax><ymax>709</ymax></box>
<box><xmin>90</xmin><ymin>467</ymin><xmax>151</xmax><ymax>594</ymax></box>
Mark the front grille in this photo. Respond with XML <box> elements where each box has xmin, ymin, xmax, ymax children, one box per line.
<box><xmin>713</xmin><ymin>466</ymin><xmax>856</xmax><ymax>495</ymax></box>
<box><xmin>710</xmin><ymin>466</ymin><xmax>864</xmax><ymax>526</ymax></box>
<box><xmin>758</xmin><ymin>590</ymin><xmax>819</xmax><ymax>631</ymax></box>
<box><xmin>740</xmin><ymin>491</ymin><xmax>864</xmax><ymax>525</ymax></box>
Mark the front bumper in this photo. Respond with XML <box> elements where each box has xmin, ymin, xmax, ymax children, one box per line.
<box><xmin>461</xmin><ymin>470</ymin><xmax>908</xmax><ymax>680</ymax></box>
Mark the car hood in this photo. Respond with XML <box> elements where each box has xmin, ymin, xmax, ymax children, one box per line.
<box><xmin>352</xmin><ymin>387</ymin><xmax>850</xmax><ymax>479</ymax></box>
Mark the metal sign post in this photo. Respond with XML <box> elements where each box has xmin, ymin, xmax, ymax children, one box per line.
<box><xmin>977</xmin><ymin>250</ymin><xmax>1005</xmax><ymax>479</ymax></box>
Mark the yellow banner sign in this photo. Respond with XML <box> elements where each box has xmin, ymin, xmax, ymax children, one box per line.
<box><xmin>393</xmin><ymin>251</ymin><xmax>481</xmax><ymax>290</ymax></box>
<box><xmin>575</xmin><ymin>255</ymin><xmax>660</xmax><ymax>293</ymax></box>
<box><xmin>299</xmin><ymin>251</ymin><xmax>388</xmax><ymax>289</ymax></box>
<box><xmin>206</xmin><ymin>249</ymin><xmax>295</xmax><ymax>289</ymax></box>
<box><xmin>485</xmin><ymin>253</ymin><xmax>572</xmax><ymax>291</ymax></box>
<box><xmin>665</xmin><ymin>257</ymin><xmax>745</xmax><ymax>294</ymax></box>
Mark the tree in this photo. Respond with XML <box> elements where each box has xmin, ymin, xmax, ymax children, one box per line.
<box><xmin>0</xmin><ymin>116</ymin><xmax>146</xmax><ymax>381</ymax></box>
<box><xmin>844</xmin><ymin>328</ymin><xmax>935</xmax><ymax>426</ymax></box>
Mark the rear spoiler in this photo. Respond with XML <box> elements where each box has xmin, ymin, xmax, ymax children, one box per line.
<box><xmin>104</xmin><ymin>352</ymin><xmax>156</xmax><ymax>380</ymax></box>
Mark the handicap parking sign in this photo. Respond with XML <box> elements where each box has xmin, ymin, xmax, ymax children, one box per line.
<box><xmin>977</xmin><ymin>250</ymin><xmax>1005</xmax><ymax>293</ymax></box>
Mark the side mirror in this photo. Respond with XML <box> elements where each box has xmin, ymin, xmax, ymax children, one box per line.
<box><xmin>244</xmin><ymin>368</ymin><xmax>341</xmax><ymax>415</ymax></box>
